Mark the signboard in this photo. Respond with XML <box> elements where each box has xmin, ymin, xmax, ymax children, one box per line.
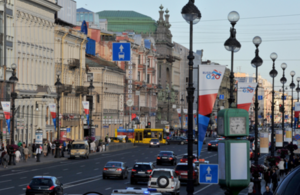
<box><xmin>165</xmin><ymin>125</ymin><xmax>170</xmax><ymax>133</ymax></box>
<box><xmin>112</xmin><ymin>43</ymin><xmax>131</xmax><ymax>61</ymax></box>
<box><xmin>199</xmin><ymin>164</ymin><xmax>219</xmax><ymax>184</ymax></box>
<box><xmin>237</xmin><ymin>83</ymin><xmax>257</xmax><ymax>111</ymax></box>
<box><xmin>60</xmin><ymin>128</ymin><xmax>67</xmax><ymax>141</ymax></box>
<box><xmin>35</xmin><ymin>130</ymin><xmax>43</xmax><ymax>144</ymax></box>
<box><xmin>285</xmin><ymin>128</ymin><xmax>292</xmax><ymax>142</ymax></box>
<box><xmin>276</xmin><ymin>130</ymin><xmax>283</xmax><ymax>147</ymax></box>
<box><xmin>260</xmin><ymin>132</ymin><xmax>269</xmax><ymax>153</ymax></box>
<box><xmin>116</xmin><ymin>128</ymin><xmax>134</xmax><ymax>139</ymax></box>
<box><xmin>219</xmin><ymin>94</ymin><xmax>224</xmax><ymax>100</ymax></box>
<box><xmin>258</xmin><ymin>95</ymin><xmax>263</xmax><ymax>100</ymax></box>
<box><xmin>294</xmin><ymin>129</ymin><xmax>300</xmax><ymax>154</ymax></box>
<box><xmin>281</xmin><ymin>96</ymin><xmax>286</xmax><ymax>100</ymax></box>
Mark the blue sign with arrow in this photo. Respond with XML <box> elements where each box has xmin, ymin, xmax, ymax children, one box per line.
<box><xmin>199</xmin><ymin>164</ymin><xmax>219</xmax><ymax>184</ymax></box>
<box><xmin>112</xmin><ymin>43</ymin><xmax>131</xmax><ymax>61</ymax></box>
<box><xmin>219</xmin><ymin>94</ymin><xmax>224</xmax><ymax>100</ymax></box>
<box><xmin>258</xmin><ymin>95</ymin><xmax>263</xmax><ymax>100</ymax></box>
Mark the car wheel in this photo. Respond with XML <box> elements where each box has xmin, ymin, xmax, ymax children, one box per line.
<box><xmin>208</xmin><ymin>148</ymin><xmax>210</xmax><ymax>151</ymax></box>
<box><xmin>157</xmin><ymin>176</ymin><xmax>169</xmax><ymax>188</ymax></box>
<box><xmin>103</xmin><ymin>175</ymin><xmax>106</xmax><ymax>179</ymax></box>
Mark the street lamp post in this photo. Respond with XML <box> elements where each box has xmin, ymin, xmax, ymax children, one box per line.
<box><xmin>280</xmin><ymin>63</ymin><xmax>287</xmax><ymax>142</ymax></box>
<box><xmin>296</xmin><ymin>77</ymin><xmax>300</xmax><ymax>102</ymax></box>
<box><xmin>88</xmin><ymin>75</ymin><xmax>95</xmax><ymax>137</ymax></box>
<box><xmin>181</xmin><ymin>1</ymin><xmax>201</xmax><ymax>195</ymax></box>
<box><xmin>289</xmin><ymin>71</ymin><xmax>295</xmax><ymax>135</ymax></box>
<box><xmin>180</xmin><ymin>95</ymin><xmax>184</xmax><ymax>135</ymax></box>
<box><xmin>269</xmin><ymin>52</ymin><xmax>278</xmax><ymax>157</ymax></box>
<box><xmin>9</xmin><ymin>63</ymin><xmax>18</xmax><ymax>145</ymax></box>
<box><xmin>224</xmin><ymin>11</ymin><xmax>241</xmax><ymax>108</ymax></box>
<box><xmin>54</xmin><ymin>71</ymin><xmax>62</xmax><ymax>158</ymax></box>
<box><xmin>251</xmin><ymin>36</ymin><xmax>263</xmax><ymax>195</ymax></box>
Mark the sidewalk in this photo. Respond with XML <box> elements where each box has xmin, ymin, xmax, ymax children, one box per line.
<box><xmin>0</xmin><ymin>143</ymin><xmax>135</xmax><ymax>171</ymax></box>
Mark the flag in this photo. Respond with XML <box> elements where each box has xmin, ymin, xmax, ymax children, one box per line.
<box><xmin>237</xmin><ymin>82</ymin><xmax>257</xmax><ymax>111</ymax></box>
<box><xmin>198</xmin><ymin>65</ymin><xmax>226</xmax><ymax>158</ymax></box>
<box><xmin>1</xmin><ymin>101</ymin><xmax>10</xmax><ymax>134</ymax></box>
<box><xmin>82</xmin><ymin>101</ymin><xmax>90</xmax><ymax>125</ymax></box>
<box><xmin>49</xmin><ymin>103</ymin><xmax>57</xmax><ymax>130</ymax></box>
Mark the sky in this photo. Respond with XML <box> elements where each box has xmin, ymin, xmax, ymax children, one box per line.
<box><xmin>76</xmin><ymin>0</ymin><xmax>300</xmax><ymax>97</ymax></box>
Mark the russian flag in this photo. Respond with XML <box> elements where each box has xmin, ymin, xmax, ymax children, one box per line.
<box><xmin>82</xmin><ymin>101</ymin><xmax>90</xmax><ymax>125</ymax></box>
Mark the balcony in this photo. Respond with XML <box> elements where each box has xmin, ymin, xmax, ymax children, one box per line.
<box><xmin>62</xmin><ymin>85</ymin><xmax>72</xmax><ymax>95</ymax></box>
<box><xmin>69</xmin><ymin>59</ymin><xmax>80</xmax><ymax>69</ymax></box>
<box><xmin>75</xmin><ymin>86</ymin><xmax>89</xmax><ymax>96</ymax></box>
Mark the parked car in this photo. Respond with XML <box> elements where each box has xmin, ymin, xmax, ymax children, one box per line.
<box><xmin>150</xmin><ymin>139</ymin><xmax>160</xmax><ymax>148</ymax></box>
<box><xmin>26</xmin><ymin>176</ymin><xmax>63</xmax><ymax>195</ymax></box>
<box><xmin>179</xmin><ymin>154</ymin><xmax>197</xmax><ymax>163</ymax></box>
<box><xmin>103</xmin><ymin>161</ymin><xmax>128</xmax><ymax>179</ymax></box>
<box><xmin>156</xmin><ymin>151</ymin><xmax>177</xmax><ymax>166</ymax></box>
<box><xmin>148</xmin><ymin>168</ymin><xmax>180</xmax><ymax>195</ymax></box>
<box><xmin>207</xmin><ymin>140</ymin><xmax>219</xmax><ymax>151</ymax></box>
<box><xmin>130</xmin><ymin>162</ymin><xmax>155</xmax><ymax>184</ymax></box>
<box><xmin>174</xmin><ymin>163</ymin><xmax>199</xmax><ymax>185</ymax></box>
<box><xmin>166</xmin><ymin>137</ymin><xmax>187</xmax><ymax>145</ymax></box>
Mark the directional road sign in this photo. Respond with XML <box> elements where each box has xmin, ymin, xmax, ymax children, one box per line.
<box><xmin>199</xmin><ymin>164</ymin><xmax>219</xmax><ymax>184</ymax></box>
<box><xmin>258</xmin><ymin>95</ymin><xmax>263</xmax><ymax>100</ymax></box>
<box><xmin>219</xmin><ymin>94</ymin><xmax>224</xmax><ymax>100</ymax></box>
<box><xmin>112</xmin><ymin>43</ymin><xmax>131</xmax><ymax>61</ymax></box>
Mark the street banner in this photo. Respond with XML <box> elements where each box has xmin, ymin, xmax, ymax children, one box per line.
<box><xmin>1</xmin><ymin>102</ymin><xmax>11</xmax><ymax>134</ymax></box>
<box><xmin>237</xmin><ymin>83</ymin><xmax>257</xmax><ymax>111</ymax></box>
<box><xmin>295</xmin><ymin>102</ymin><xmax>300</xmax><ymax>118</ymax></box>
<box><xmin>260</xmin><ymin>132</ymin><xmax>269</xmax><ymax>153</ymax></box>
<box><xmin>60</xmin><ymin>128</ymin><xmax>67</xmax><ymax>141</ymax></box>
<box><xmin>294</xmin><ymin>129</ymin><xmax>300</xmax><ymax>154</ymax></box>
<box><xmin>82</xmin><ymin>101</ymin><xmax>89</xmax><ymax>125</ymax></box>
<box><xmin>35</xmin><ymin>130</ymin><xmax>43</xmax><ymax>144</ymax></box>
<box><xmin>49</xmin><ymin>103</ymin><xmax>56</xmax><ymax>130</ymax></box>
<box><xmin>177</xmin><ymin>108</ymin><xmax>181</xmax><ymax>126</ymax></box>
<box><xmin>276</xmin><ymin>130</ymin><xmax>283</xmax><ymax>147</ymax></box>
<box><xmin>116</xmin><ymin>128</ymin><xmax>134</xmax><ymax>139</ymax></box>
<box><xmin>198</xmin><ymin>65</ymin><xmax>226</xmax><ymax>158</ymax></box>
<box><xmin>285</xmin><ymin>127</ymin><xmax>292</xmax><ymax>142</ymax></box>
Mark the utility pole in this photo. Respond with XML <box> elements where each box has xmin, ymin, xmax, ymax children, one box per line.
<box><xmin>3</xmin><ymin>0</ymin><xmax>6</xmax><ymax>80</ymax></box>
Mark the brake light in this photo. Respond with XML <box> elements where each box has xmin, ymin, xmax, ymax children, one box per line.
<box><xmin>26</xmin><ymin>185</ymin><xmax>31</xmax><ymax>190</ymax></box>
<box><xmin>216</xmin><ymin>144</ymin><xmax>218</xmax><ymax>146</ymax></box>
<box><xmin>208</xmin><ymin>143</ymin><xmax>212</xmax><ymax>146</ymax></box>
<box><xmin>175</xmin><ymin>171</ymin><xmax>179</xmax><ymax>175</ymax></box>
<box><xmin>147</xmin><ymin>170</ymin><xmax>152</xmax><ymax>173</ymax></box>
<box><xmin>157</xmin><ymin>157</ymin><xmax>161</xmax><ymax>159</ymax></box>
<box><xmin>132</xmin><ymin>169</ymin><xmax>137</xmax><ymax>172</ymax></box>
<box><xmin>180</xmin><ymin>159</ymin><xmax>183</xmax><ymax>162</ymax></box>
<box><xmin>169</xmin><ymin>157</ymin><xmax>173</xmax><ymax>160</ymax></box>
<box><xmin>149</xmin><ymin>176</ymin><xmax>152</xmax><ymax>178</ymax></box>
<box><xmin>103</xmin><ymin>168</ymin><xmax>108</xmax><ymax>171</ymax></box>
<box><xmin>49</xmin><ymin>186</ymin><xmax>55</xmax><ymax>190</ymax></box>
<box><xmin>193</xmin><ymin>159</ymin><xmax>197</xmax><ymax>162</ymax></box>
<box><xmin>116</xmin><ymin>168</ymin><xmax>122</xmax><ymax>171</ymax></box>
<box><xmin>199</xmin><ymin>159</ymin><xmax>205</xmax><ymax>162</ymax></box>
<box><xmin>186</xmin><ymin>140</ymin><xmax>188</xmax><ymax>142</ymax></box>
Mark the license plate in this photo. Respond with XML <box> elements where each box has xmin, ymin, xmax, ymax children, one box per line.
<box><xmin>181</xmin><ymin>173</ymin><xmax>187</xmax><ymax>175</ymax></box>
<box><xmin>162</xmin><ymin>157</ymin><xmax>167</xmax><ymax>159</ymax></box>
<box><xmin>109</xmin><ymin>169</ymin><xmax>115</xmax><ymax>171</ymax></box>
<box><xmin>138</xmin><ymin>171</ymin><xmax>145</xmax><ymax>174</ymax></box>
<box><xmin>151</xmin><ymin>182</ymin><xmax>157</xmax><ymax>185</ymax></box>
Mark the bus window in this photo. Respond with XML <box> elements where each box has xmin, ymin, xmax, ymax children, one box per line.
<box><xmin>144</xmin><ymin>130</ymin><xmax>152</xmax><ymax>138</ymax></box>
<box><xmin>159</xmin><ymin>132</ymin><xmax>163</xmax><ymax>141</ymax></box>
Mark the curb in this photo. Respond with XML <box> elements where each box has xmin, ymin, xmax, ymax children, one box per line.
<box><xmin>0</xmin><ymin>144</ymin><xmax>137</xmax><ymax>172</ymax></box>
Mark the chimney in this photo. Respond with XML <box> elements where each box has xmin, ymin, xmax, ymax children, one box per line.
<box><xmin>159</xmin><ymin>4</ymin><xmax>164</xmax><ymax>22</ymax></box>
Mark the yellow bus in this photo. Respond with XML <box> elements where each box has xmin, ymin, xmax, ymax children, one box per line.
<box><xmin>115</xmin><ymin>128</ymin><xmax>167</xmax><ymax>144</ymax></box>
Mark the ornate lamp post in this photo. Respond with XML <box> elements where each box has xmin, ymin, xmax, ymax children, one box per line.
<box><xmin>251</xmin><ymin>36</ymin><xmax>263</xmax><ymax>195</ymax></box>
<box><xmin>88</xmin><ymin>75</ymin><xmax>95</xmax><ymax>137</ymax></box>
<box><xmin>9</xmin><ymin>63</ymin><xmax>18</xmax><ymax>145</ymax></box>
<box><xmin>290</xmin><ymin>71</ymin><xmax>295</xmax><ymax>133</ymax></box>
<box><xmin>54</xmin><ymin>71</ymin><xmax>62</xmax><ymax>158</ymax></box>
<box><xmin>280</xmin><ymin>63</ymin><xmax>287</xmax><ymax>142</ymax></box>
<box><xmin>269</xmin><ymin>52</ymin><xmax>278</xmax><ymax>156</ymax></box>
<box><xmin>224</xmin><ymin>11</ymin><xmax>241</xmax><ymax>108</ymax></box>
<box><xmin>181</xmin><ymin>1</ymin><xmax>201</xmax><ymax>194</ymax></box>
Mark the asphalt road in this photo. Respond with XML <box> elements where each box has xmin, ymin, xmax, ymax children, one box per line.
<box><xmin>0</xmin><ymin>138</ymin><xmax>266</xmax><ymax>195</ymax></box>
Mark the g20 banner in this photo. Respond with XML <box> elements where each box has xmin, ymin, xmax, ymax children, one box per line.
<box><xmin>237</xmin><ymin>82</ymin><xmax>257</xmax><ymax>111</ymax></box>
<box><xmin>82</xmin><ymin>101</ymin><xmax>90</xmax><ymax>125</ymax></box>
<box><xmin>1</xmin><ymin>101</ymin><xmax>11</xmax><ymax>134</ymax></box>
<box><xmin>49</xmin><ymin>103</ymin><xmax>56</xmax><ymax>130</ymax></box>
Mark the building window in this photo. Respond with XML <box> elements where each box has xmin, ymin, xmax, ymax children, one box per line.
<box><xmin>138</xmin><ymin>71</ymin><xmax>140</xmax><ymax>81</ymax></box>
<box><xmin>148</xmin><ymin>58</ymin><xmax>150</xmax><ymax>67</ymax></box>
<box><xmin>186</xmin><ymin>77</ymin><xmax>189</xmax><ymax>83</ymax></box>
<box><xmin>138</xmin><ymin>55</ymin><xmax>141</xmax><ymax>64</ymax></box>
<box><xmin>147</xmin><ymin>74</ymin><xmax>150</xmax><ymax>83</ymax></box>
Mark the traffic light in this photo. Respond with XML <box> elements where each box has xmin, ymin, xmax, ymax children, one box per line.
<box><xmin>279</xmin><ymin>104</ymin><xmax>284</xmax><ymax>113</ymax></box>
<box><xmin>146</xmin><ymin>121</ymin><xmax>151</xmax><ymax>128</ymax></box>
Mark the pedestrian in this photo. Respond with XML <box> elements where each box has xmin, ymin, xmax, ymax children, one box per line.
<box><xmin>248</xmin><ymin>178</ymin><xmax>254</xmax><ymax>195</ymax></box>
<box><xmin>125</xmin><ymin>135</ymin><xmax>128</xmax><ymax>143</ymax></box>
<box><xmin>278</xmin><ymin>158</ymin><xmax>285</xmax><ymax>177</ymax></box>
<box><xmin>17</xmin><ymin>141</ymin><xmax>22</xmax><ymax>147</ymax></box>
<box><xmin>47</xmin><ymin>142</ymin><xmax>51</xmax><ymax>156</ymax></box>
<box><xmin>19</xmin><ymin>144</ymin><xmax>24</xmax><ymax>161</ymax></box>
<box><xmin>32</xmin><ymin>141</ymin><xmax>36</xmax><ymax>158</ymax></box>
<box><xmin>271</xmin><ymin>169</ymin><xmax>278</xmax><ymax>192</ymax></box>
<box><xmin>2</xmin><ymin>150</ymin><xmax>9</xmax><ymax>168</ymax></box>
<box><xmin>288</xmin><ymin>160</ymin><xmax>295</xmax><ymax>172</ymax></box>
<box><xmin>98</xmin><ymin>140</ymin><xmax>102</xmax><ymax>152</ymax></box>
<box><xmin>24</xmin><ymin>146</ymin><xmax>29</xmax><ymax>162</ymax></box>
<box><xmin>43</xmin><ymin>143</ymin><xmax>48</xmax><ymax>157</ymax></box>
<box><xmin>263</xmin><ymin>186</ymin><xmax>273</xmax><ymax>195</ymax></box>
<box><xmin>264</xmin><ymin>168</ymin><xmax>271</xmax><ymax>187</ymax></box>
<box><xmin>63</xmin><ymin>141</ymin><xmax>66</xmax><ymax>152</ymax></box>
<box><xmin>90</xmin><ymin>141</ymin><xmax>95</xmax><ymax>153</ymax></box>
<box><xmin>105</xmin><ymin>134</ymin><xmax>108</xmax><ymax>143</ymax></box>
<box><xmin>52</xmin><ymin>142</ymin><xmax>56</xmax><ymax>156</ymax></box>
<box><xmin>284</xmin><ymin>158</ymin><xmax>289</xmax><ymax>175</ymax></box>
<box><xmin>15</xmin><ymin>149</ymin><xmax>21</xmax><ymax>163</ymax></box>
<box><xmin>67</xmin><ymin>142</ymin><xmax>71</xmax><ymax>154</ymax></box>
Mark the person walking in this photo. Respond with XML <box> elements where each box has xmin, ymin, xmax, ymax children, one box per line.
<box><xmin>248</xmin><ymin>178</ymin><xmax>254</xmax><ymax>195</ymax></box>
<box><xmin>90</xmin><ymin>141</ymin><xmax>95</xmax><ymax>153</ymax></box>
<box><xmin>32</xmin><ymin>141</ymin><xmax>36</xmax><ymax>159</ymax></box>
<box><xmin>263</xmin><ymin>186</ymin><xmax>273</xmax><ymax>195</ymax></box>
<box><xmin>47</xmin><ymin>142</ymin><xmax>51</xmax><ymax>156</ymax></box>
<box><xmin>52</xmin><ymin>142</ymin><xmax>56</xmax><ymax>156</ymax></box>
<box><xmin>18</xmin><ymin>144</ymin><xmax>24</xmax><ymax>161</ymax></box>
<box><xmin>2</xmin><ymin>150</ymin><xmax>9</xmax><ymax>168</ymax></box>
<box><xmin>125</xmin><ymin>135</ymin><xmax>128</xmax><ymax>143</ymax></box>
<box><xmin>15</xmin><ymin>149</ymin><xmax>21</xmax><ymax>163</ymax></box>
<box><xmin>284</xmin><ymin>158</ymin><xmax>289</xmax><ymax>175</ymax></box>
<box><xmin>67</xmin><ymin>142</ymin><xmax>71</xmax><ymax>154</ymax></box>
<box><xmin>43</xmin><ymin>143</ymin><xmax>48</xmax><ymax>157</ymax></box>
<box><xmin>264</xmin><ymin>168</ymin><xmax>271</xmax><ymax>187</ymax></box>
<box><xmin>278</xmin><ymin>158</ymin><xmax>285</xmax><ymax>177</ymax></box>
<box><xmin>24</xmin><ymin>146</ymin><xmax>29</xmax><ymax>162</ymax></box>
<box><xmin>271</xmin><ymin>169</ymin><xmax>278</xmax><ymax>192</ymax></box>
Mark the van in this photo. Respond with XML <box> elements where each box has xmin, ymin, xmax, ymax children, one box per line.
<box><xmin>70</xmin><ymin>140</ymin><xmax>89</xmax><ymax>159</ymax></box>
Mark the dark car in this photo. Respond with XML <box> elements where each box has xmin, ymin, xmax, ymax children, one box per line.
<box><xmin>180</xmin><ymin>154</ymin><xmax>197</xmax><ymax>163</ymax></box>
<box><xmin>175</xmin><ymin>163</ymin><xmax>199</xmax><ymax>185</ymax></box>
<box><xmin>275</xmin><ymin>165</ymin><xmax>300</xmax><ymax>195</ymax></box>
<box><xmin>156</xmin><ymin>151</ymin><xmax>177</xmax><ymax>165</ymax></box>
<box><xmin>166</xmin><ymin>136</ymin><xmax>187</xmax><ymax>145</ymax></box>
<box><xmin>149</xmin><ymin>139</ymin><xmax>160</xmax><ymax>148</ymax></box>
<box><xmin>130</xmin><ymin>162</ymin><xmax>155</xmax><ymax>184</ymax></box>
<box><xmin>103</xmin><ymin>161</ymin><xmax>128</xmax><ymax>179</ymax></box>
<box><xmin>207</xmin><ymin>140</ymin><xmax>219</xmax><ymax>151</ymax></box>
<box><xmin>26</xmin><ymin>176</ymin><xmax>63</xmax><ymax>195</ymax></box>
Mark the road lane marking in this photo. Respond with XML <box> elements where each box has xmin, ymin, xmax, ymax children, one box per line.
<box><xmin>80</xmin><ymin>165</ymin><xmax>85</xmax><ymax>167</ymax></box>
<box><xmin>106</xmin><ymin>188</ymin><xmax>111</xmax><ymax>190</ymax></box>
<box><xmin>77</xmin><ymin>172</ymin><xmax>82</xmax><ymax>174</ymax></box>
<box><xmin>44</xmin><ymin>172</ymin><xmax>49</xmax><ymax>174</ymax></box>
<box><xmin>193</xmin><ymin>184</ymin><xmax>213</xmax><ymax>194</ymax></box>
<box><xmin>0</xmin><ymin>180</ymin><xmax>11</xmax><ymax>183</ymax></box>
<box><xmin>63</xmin><ymin>169</ymin><xmax>68</xmax><ymax>171</ymax></box>
<box><xmin>94</xmin><ymin>168</ymin><xmax>99</xmax><ymax>170</ymax></box>
<box><xmin>0</xmin><ymin>187</ymin><xmax>14</xmax><ymax>191</ymax></box>
<box><xmin>18</xmin><ymin>183</ymin><xmax>28</xmax><ymax>186</ymax></box>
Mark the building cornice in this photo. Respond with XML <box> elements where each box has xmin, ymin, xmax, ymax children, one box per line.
<box><xmin>29</xmin><ymin>0</ymin><xmax>61</xmax><ymax>12</ymax></box>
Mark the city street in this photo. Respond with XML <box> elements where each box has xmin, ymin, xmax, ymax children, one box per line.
<box><xmin>0</xmin><ymin>138</ymin><xmax>267</xmax><ymax>195</ymax></box>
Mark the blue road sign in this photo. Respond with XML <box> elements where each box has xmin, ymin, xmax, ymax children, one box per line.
<box><xmin>199</xmin><ymin>164</ymin><xmax>219</xmax><ymax>184</ymax></box>
<box><xmin>219</xmin><ymin>94</ymin><xmax>224</xmax><ymax>100</ymax></box>
<box><xmin>258</xmin><ymin>115</ymin><xmax>262</xmax><ymax>119</ymax></box>
<box><xmin>258</xmin><ymin>95</ymin><xmax>263</xmax><ymax>100</ymax></box>
<box><xmin>112</xmin><ymin>43</ymin><xmax>131</xmax><ymax>61</ymax></box>
<box><xmin>281</xmin><ymin>96</ymin><xmax>286</xmax><ymax>100</ymax></box>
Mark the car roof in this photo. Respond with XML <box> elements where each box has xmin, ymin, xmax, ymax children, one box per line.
<box><xmin>159</xmin><ymin>151</ymin><xmax>173</xmax><ymax>153</ymax></box>
<box><xmin>176</xmin><ymin>163</ymin><xmax>196</xmax><ymax>166</ymax></box>
<box><xmin>106</xmin><ymin>161</ymin><xmax>123</xmax><ymax>164</ymax></box>
<box><xmin>135</xmin><ymin>162</ymin><xmax>153</xmax><ymax>165</ymax></box>
<box><xmin>152</xmin><ymin>168</ymin><xmax>174</xmax><ymax>171</ymax></box>
<box><xmin>33</xmin><ymin>176</ymin><xmax>55</xmax><ymax>179</ymax></box>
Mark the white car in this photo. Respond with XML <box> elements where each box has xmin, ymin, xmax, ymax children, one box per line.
<box><xmin>148</xmin><ymin>168</ymin><xmax>180</xmax><ymax>195</ymax></box>
<box><xmin>111</xmin><ymin>188</ymin><xmax>162</xmax><ymax>195</ymax></box>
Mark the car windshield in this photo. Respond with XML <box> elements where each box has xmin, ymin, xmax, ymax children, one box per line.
<box><xmin>30</xmin><ymin>178</ymin><xmax>53</xmax><ymax>187</ymax></box>
<box><xmin>160</xmin><ymin>152</ymin><xmax>172</xmax><ymax>156</ymax></box>
<box><xmin>175</xmin><ymin>165</ymin><xmax>188</xmax><ymax>171</ymax></box>
<box><xmin>72</xmin><ymin>144</ymin><xmax>85</xmax><ymax>149</ymax></box>
<box><xmin>133</xmin><ymin>164</ymin><xmax>151</xmax><ymax>171</ymax></box>
<box><xmin>106</xmin><ymin>162</ymin><xmax>122</xmax><ymax>167</ymax></box>
<box><xmin>152</xmin><ymin>171</ymin><xmax>171</xmax><ymax>178</ymax></box>
<box><xmin>151</xmin><ymin>139</ymin><xmax>159</xmax><ymax>142</ymax></box>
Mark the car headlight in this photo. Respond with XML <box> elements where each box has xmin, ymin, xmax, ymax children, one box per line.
<box><xmin>150</xmin><ymin>142</ymin><xmax>153</xmax><ymax>145</ymax></box>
